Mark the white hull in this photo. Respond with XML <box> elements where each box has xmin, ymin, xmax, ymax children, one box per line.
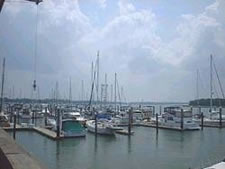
<box><xmin>86</xmin><ymin>120</ymin><xmax>115</xmax><ymax>135</ymax></box>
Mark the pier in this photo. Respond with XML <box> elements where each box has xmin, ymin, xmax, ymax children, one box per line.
<box><xmin>3</xmin><ymin>126</ymin><xmax>63</xmax><ymax>140</ymax></box>
<box><xmin>0</xmin><ymin>128</ymin><xmax>48</xmax><ymax>169</ymax></box>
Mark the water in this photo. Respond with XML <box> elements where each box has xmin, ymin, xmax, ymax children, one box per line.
<box><xmin>8</xmin><ymin>127</ymin><xmax>225</xmax><ymax>169</ymax></box>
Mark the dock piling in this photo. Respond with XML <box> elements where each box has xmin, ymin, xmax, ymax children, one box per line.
<box><xmin>56</xmin><ymin>108</ymin><xmax>60</xmax><ymax>138</ymax></box>
<box><xmin>201</xmin><ymin>112</ymin><xmax>204</xmax><ymax>130</ymax></box>
<box><xmin>95</xmin><ymin>112</ymin><xmax>97</xmax><ymax>136</ymax></box>
<box><xmin>153</xmin><ymin>106</ymin><xmax>155</xmax><ymax>117</ymax></box>
<box><xmin>181</xmin><ymin>109</ymin><xmax>184</xmax><ymax>131</ymax></box>
<box><xmin>45</xmin><ymin>107</ymin><xmax>47</xmax><ymax>126</ymax></box>
<box><xmin>156</xmin><ymin>113</ymin><xmax>158</xmax><ymax>134</ymax></box>
<box><xmin>13</xmin><ymin>112</ymin><xmax>16</xmax><ymax>140</ymax></box>
<box><xmin>219</xmin><ymin>107</ymin><xmax>222</xmax><ymax>128</ymax></box>
<box><xmin>159</xmin><ymin>105</ymin><xmax>162</xmax><ymax>115</ymax></box>
<box><xmin>9</xmin><ymin>106</ymin><xmax>13</xmax><ymax>123</ymax></box>
<box><xmin>128</xmin><ymin>108</ymin><xmax>133</xmax><ymax>136</ymax></box>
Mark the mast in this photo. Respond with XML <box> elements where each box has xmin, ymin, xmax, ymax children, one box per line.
<box><xmin>69</xmin><ymin>78</ymin><xmax>72</xmax><ymax>105</ymax></box>
<box><xmin>210</xmin><ymin>54</ymin><xmax>213</xmax><ymax>113</ymax></box>
<box><xmin>82</xmin><ymin>80</ymin><xmax>84</xmax><ymax>102</ymax></box>
<box><xmin>196</xmin><ymin>69</ymin><xmax>199</xmax><ymax>106</ymax></box>
<box><xmin>0</xmin><ymin>58</ymin><xmax>5</xmax><ymax>113</ymax></box>
<box><xmin>96</xmin><ymin>51</ymin><xmax>100</xmax><ymax>104</ymax></box>
<box><xmin>104</xmin><ymin>73</ymin><xmax>108</xmax><ymax>108</ymax></box>
<box><xmin>114</xmin><ymin>73</ymin><xmax>117</xmax><ymax>112</ymax></box>
<box><xmin>111</xmin><ymin>84</ymin><xmax>113</xmax><ymax>104</ymax></box>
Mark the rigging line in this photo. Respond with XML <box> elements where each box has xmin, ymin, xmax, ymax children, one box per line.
<box><xmin>212</xmin><ymin>58</ymin><xmax>225</xmax><ymax>99</ymax></box>
<box><xmin>89</xmin><ymin>61</ymin><xmax>97</xmax><ymax>109</ymax></box>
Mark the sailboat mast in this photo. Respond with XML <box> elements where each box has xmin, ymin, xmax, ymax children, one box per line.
<box><xmin>96</xmin><ymin>51</ymin><xmax>100</xmax><ymax>104</ymax></box>
<box><xmin>196</xmin><ymin>69</ymin><xmax>199</xmax><ymax>105</ymax></box>
<box><xmin>0</xmin><ymin>58</ymin><xmax>5</xmax><ymax>113</ymax></box>
<box><xmin>210</xmin><ymin>54</ymin><xmax>213</xmax><ymax>112</ymax></box>
<box><xmin>69</xmin><ymin>78</ymin><xmax>72</xmax><ymax>105</ymax></box>
<box><xmin>114</xmin><ymin>73</ymin><xmax>117</xmax><ymax>112</ymax></box>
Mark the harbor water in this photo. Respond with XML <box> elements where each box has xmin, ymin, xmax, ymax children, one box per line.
<box><xmin>8</xmin><ymin>126</ymin><xmax>225</xmax><ymax>169</ymax></box>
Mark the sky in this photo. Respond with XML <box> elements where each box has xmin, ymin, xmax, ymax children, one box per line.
<box><xmin>0</xmin><ymin>0</ymin><xmax>225</xmax><ymax>102</ymax></box>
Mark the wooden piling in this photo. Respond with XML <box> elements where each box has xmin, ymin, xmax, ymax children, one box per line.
<box><xmin>44</xmin><ymin>107</ymin><xmax>47</xmax><ymax>126</ymax></box>
<box><xmin>201</xmin><ymin>112</ymin><xmax>204</xmax><ymax>130</ymax></box>
<box><xmin>9</xmin><ymin>106</ymin><xmax>13</xmax><ymax>123</ymax></box>
<box><xmin>156</xmin><ymin>113</ymin><xmax>158</xmax><ymax>134</ymax></box>
<box><xmin>16</xmin><ymin>109</ymin><xmax>19</xmax><ymax>125</ymax></box>
<box><xmin>219</xmin><ymin>107</ymin><xmax>222</xmax><ymax>128</ymax></box>
<box><xmin>180</xmin><ymin>109</ymin><xmax>184</xmax><ymax>131</ymax></box>
<box><xmin>13</xmin><ymin>113</ymin><xmax>16</xmax><ymax>140</ymax></box>
<box><xmin>198</xmin><ymin>106</ymin><xmax>201</xmax><ymax>115</ymax></box>
<box><xmin>128</xmin><ymin>108</ymin><xmax>132</xmax><ymax>135</ymax></box>
<box><xmin>153</xmin><ymin>106</ymin><xmax>155</xmax><ymax>116</ymax></box>
<box><xmin>159</xmin><ymin>105</ymin><xmax>162</xmax><ymax>115</ymax></box>
<box><xmin>32</xmin><ymin>110</ymin><xmax>34</xmax><ymax>124</ymax></box>
<box><xmin>95</xmin><ymin>112</ymin><xmax>97</xmax><ymax>136</ymax></box>
<box><xmin>56</xmin><ymin>109</ymin><xmax>60</xmax><ymax>138</ymax></box>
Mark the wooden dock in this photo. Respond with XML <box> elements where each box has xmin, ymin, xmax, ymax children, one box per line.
<box><xmin>33</xmin><ymin>127</ymin><xmax>59</xmax><ymax>139</ymax></box>
<box><xmin>3</xmin><ymin>125</ymin><xmax>62</xmax><ymax>140</ymax></box>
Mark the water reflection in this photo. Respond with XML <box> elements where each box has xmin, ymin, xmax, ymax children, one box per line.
<box><xmin>94</xmin><ymin>136</ymin><xmax>98</xmax><ymax>153</ymax></box>
<box><xmin>127</xmin><ymin>136</ymin><xmax>131</xmax><ymax>153</ymax></box>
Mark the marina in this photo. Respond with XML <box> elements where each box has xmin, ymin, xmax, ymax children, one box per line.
<box><xmin>1</xmin><ymin>0</ymin><xmax>225</xmax><ymax>168</ymax></box>
<box><xmin>4</xmin><ymin>125</ymin><xmax>225</xmax><ymax>169</ymax></box>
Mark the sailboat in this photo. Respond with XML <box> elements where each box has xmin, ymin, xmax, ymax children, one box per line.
<box><xmin>205</xmin><ymin>55</ymin><xmax>225</xmax><ymax>122</ymax></box>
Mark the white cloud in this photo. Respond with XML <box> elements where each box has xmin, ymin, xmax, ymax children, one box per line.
<box><xmin>1</xmin><ymin>0</ymin><xmax>225</xmax><ymax>101</ymax></box>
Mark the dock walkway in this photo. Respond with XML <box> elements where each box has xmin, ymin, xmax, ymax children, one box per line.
<box><xmin>0</xmin><ymin>127</ymin><xmax>48</xmax><ymax>169</ymax></box>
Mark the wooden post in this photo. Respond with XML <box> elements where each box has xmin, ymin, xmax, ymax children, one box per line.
<box><xmin>128</xmin><ymin>108</ymin><xmax>132</xmax><ymax>135</ymax></box>
<box><xmin>57</xmin><ymin>109</ymin><xmax>60</xmax><ymax>138</ymax></box>
<box><xmin>159</xmin><ymin>105</ymin><xmax>162</xmax><ymax>115</ymax></box>
<box><xmin>198</xmin><ymin>106</ymin><xmax>201</xmax><ymax>115</ymax></box>
<box><xmin>32</xmin><ymin>110</ymin><xmax>34</xmax><ymax>124</ymax></box>
<box><xmin>180</xmin><ymin>109</ymin><xmax>184</xmax><ymax>131</ymax></box>
<box><xmin>45</xmin><ymin>107</ymin><xmax>47</xmax><ymax>126</ymax></box>
<box><xmin>9</xmin><ymin>106</ymin><xmax>13</xmax><ymax>123</ymax></box>
<box><xmin>16</xmin><ymin>109</ymin><xmax>19</xmax><ymax>125</ymax></box>
<box><xmin>153</xmin><ymin>106</ymin><xmax>155</xmax><ymax>117</ymax></box>
<box><xmin>156</xmin><ymin>113</ymin><xmax>158</xmax><ymax>134</ymax></box>
<box><xmin>219</xmin><ymin>107</ymin><xmax>222</xmax><ymax>128</ymax></box>
<box><xmin>201</xmin><ymin>112</ymin><xmax>204</xmax><ymax>130</ymax></box>
<box><xmin>95</xmin><ymin>112</ymin><xmax>97</xmax><ymax>136</ymax></box>
<box><xmin>13</xmin><ymin>112</ymin><xmax>16</xmax><ymax>140</ymax></box>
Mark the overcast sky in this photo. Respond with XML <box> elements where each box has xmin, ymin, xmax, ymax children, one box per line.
<box><xmin>0</xmin><ymin>0</ymin><xmax>225</xmax><ymax>102</ymax></box>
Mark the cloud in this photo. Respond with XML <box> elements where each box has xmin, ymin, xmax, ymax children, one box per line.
<box><xmin>1</xmin><ymin>0</ymin><xmax>225</xmax><ymax>101</ymax></box>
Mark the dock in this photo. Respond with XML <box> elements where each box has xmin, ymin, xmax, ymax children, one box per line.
<box><xmin>3</xmin><ymin>125</ymin><xmax>62</xmax><ymax>140</ymax></box>
<box><xmin>119</xmin><ymin>122</ymin><xmax>200</xmax><ymax>131</ymax></box>
<box><xmin>0</xmin><ymin>127</ymin><xmax>49</xmax><ymax>169</ymax></box>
